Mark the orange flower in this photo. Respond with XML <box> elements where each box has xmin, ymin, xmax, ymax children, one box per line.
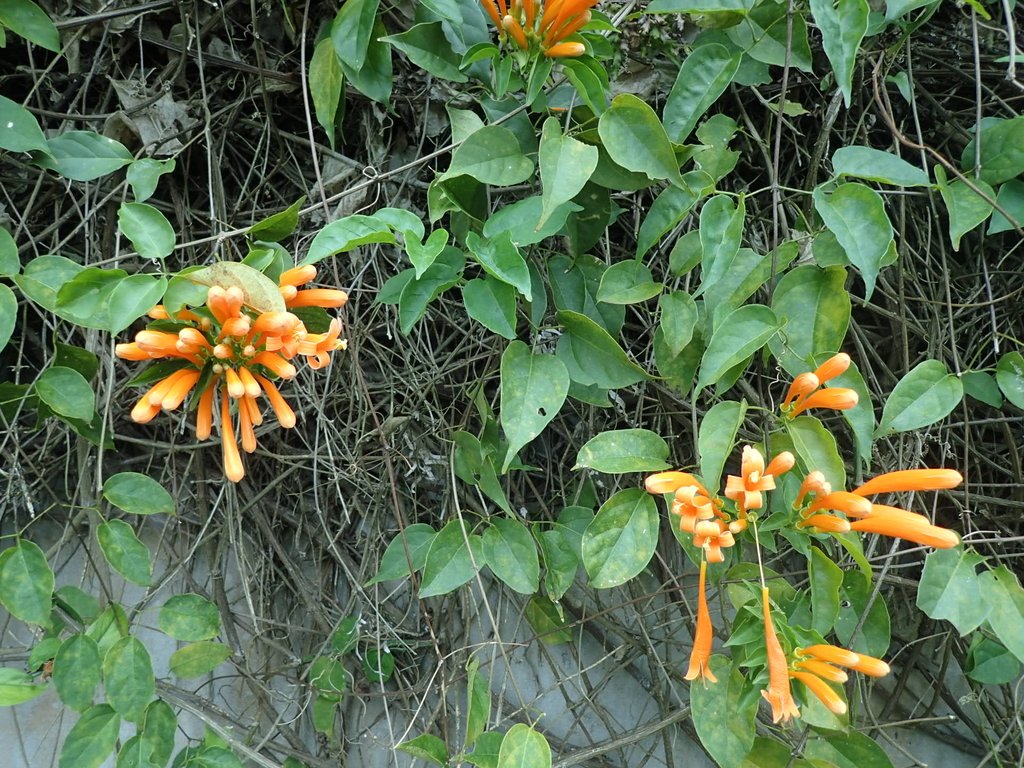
<box><xmin>645</xmin><ymin>471</ymin><xmax>703</xmax><ymax>495</ymax></box>
<box><xmin>481</xmin><ymin>0</ymin><xmax>595</xmax><ymax>56</ymax></box>
<box><xmin>797</xmin><ymin>514</ymin><xmax>851</xmax><ymax>533</ymax></box>
<box><xmin>805</xmin><ymin>491</ymin><xmax>873</xmax><ymax>518</ymax></box>
<box><xmin>684</xmin><ymin>560</ymin><xmax>717</xmax><ymax>684</ymax></box>
<box><xmin>800</xmin><ymin>645</ymin><xmax>890</xmax><ymax>678</ymax></box>
<box><xmin>117</xmin><ymin>265</ymin><xmax>347</xmax><ymax>482</ymax></box>
<box><xmin>794</xmin><ymin>471</ymin><xmax>831</xmax><ymax>507</ymax></box>
<box><xmin>544</xmin><ymin>41</ymin><xmax>586</xmax><ymax>57</ymax></box>
<box><xmin>850</xmin><ymin>505</ymin><xmax>960</xmax><ymax>549</ymax></box>
<box><xmin>790</xmin><ymin>670</ymin><xmax>847</xmax><ymax>715</ymax></box>
<box><xmin>852</xmin><ymin>469</ymin><xmax>963</xmax><ymax>497</ymax></box>
<box><xmin>761</xmin><ymin>587</ymin><xmax>799</xmax><ymax>724</ymax></box>
<box><xmin>725</xmin><ymin>447</ymin><xmax>794</xmax><ymax>514</ymax></box>
<box><xmin>693</xmin><ymin>519</ymin><xmax>735</xmax><ymax>563</ymax></box>
<box><xmin>782</xmin><ymin>354</ymin><xmax>858</xmax><ymax>418</ymax></box>
<box><xmin>794</xmin><ymin>658</ymin><xmax>848</xmax><ymax>683</ymax></box>
<box><xmin>671</xmin><ymin>485</ymin><xmax>719</xmax><ymax>534</ymax></box>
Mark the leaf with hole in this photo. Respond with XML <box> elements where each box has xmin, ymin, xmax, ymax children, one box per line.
<box><xmin>582</xmin><ymin>489</ymin><xmax>658</xmax><ymax>589</ymax></box>
<box><xmin>499</xmin><ymin>341</ymin><xmax>569</xmax><ymax>472</ymax></box>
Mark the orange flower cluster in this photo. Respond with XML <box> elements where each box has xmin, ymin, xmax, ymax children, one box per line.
<box><xmin>480</xmin><ymin>0</ymin><xmax>597</xmax><ymax>57</ymax></box>
<box><xmin>795</xmin><ymin>468</ymin><xmax>962</xmax><ymax>548</ymax></box>
<box><xmin>116</xmin><ymin>265</ymin><xmax>347</xmax><ymax>483</ymax></box>
<box><xmin>782</xmin><ymin>353</ymin><xmax>859</xmax><ymax>418</ymax></box>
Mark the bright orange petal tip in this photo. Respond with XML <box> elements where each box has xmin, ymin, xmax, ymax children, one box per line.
<box><xmin>761</xmin><ymin>587</ymin><xmax>799</xmax><ymax>724</ymax></box>
<box><xmin>853</xmin><ymin>469</ymin><xmax>963</xmax><ymax>497</ymax></box>
<box><xmin>645</xmin><ymin>471</ymin><xmax>699</xmax><ymax>495</ymax></box>
<box><xmin>544</xmin><ymin>41</ymin><xmax>586</xmax><ymax>57</ymax></box>
<box><xmin>116</xmin><ymin>343</ymin><xmax>150</xmax><ymax>361</ymax></box>
<box><xmin>795</xmin><ymin>658</ymin><xmax>848</xmax><ymax>683</ymax></box>
<box><xmin>287</xmin><ymin>288</ymin><xmax>349</xmax><ymax>309</ymax></box>
<box><xmin>789</xmin><ymin>387</ymin><xmax>859</xmax><ymax>417</ymax></box>
<box><xmin>790</xmin><ymin>670</ymin><xmax>847</xmax><ymax>715</ymax></box>
<box><xmin>801</xmin><ymin>645</ymin><xmax>861</xmax><ymax>668</ymax></box>
<box><xmin>783</xmin><ymin>372</ymin><xmax>819</xmax><ymax>409</ymax></box>
<box><xmin>502</xmin><ymin>14</ymin><xmax>529</xmax><ymax>49</ymax></box>
<box><xmin>850</xmin><ymin>512</ymin><xmax>960</xmax><ymax>549</ymax></box>
<box><xmin>684</xmin><ymin>560</ymin><xmax>718</xmax><ymax>684</ymax></box>
<box><xmin>279</xmin><ymin>264</ymin><xmax>318</xmax><ymax>287</ymax></box>
<box><xmin>764</xmin><ymin>451</ymin><xmax>795</xmax><ymax>477</ymax></box>
<box><xmin>807</xmin><ymin>491</ymin><xmax>873</xmax><ymax>518</ymax></box>
<box><xmin>812</xmin><ymin>353</ymin><xmax>851</xmax><ymax>384</ymax></box>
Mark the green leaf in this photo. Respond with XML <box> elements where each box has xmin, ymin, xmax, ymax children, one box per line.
<box><xmin>499</xmin><ymin>341</ymin><xmax>569</xmax><ymax>472</ymax></box>
<box><xmin>935</xmin><ymin>165</ymin><xmax>994</xmax><ymax>250</ymax></box>
<box><xmin>698</xmin><ymin>400</ymin><xmax>746</xmax><ymax>491</ymax></box>
<box><xmin>0</xmin><ymin>226</ymin><xmax>18</xmax><ymax>276</ymax></box>
<box><xmin>97</xmin><ymin>520</ymin><xmax>153</xmax><ymax>586</ymax></box>
<box><xmin>139</xmin><ymin>700</ymin><xmax>176</xmax><ymax>768</ymax></box>
<box><xmin>787</xmin><ymin>415</ymin><xmax>845</xmax><ymax>490</ymax></box>
<box><xmin>538</xmin><ymin>529</ymin><xmax>577</xmax><ymax>602</ymax></box>
<box><xmin>916</xmin><ymin>548</ymin><xmax>990</xmax><ymax>635</ymax></box>
<box><xmin>397</xmin><ymin>734</ymin><xmax>449</xmax><ymax>767</ymax></box>
<box><xmin>169</xmin><ymin>641</ymin><xmax>233</xmax><ymax>679</ymax></box>
<box><xmin>36</xmin><ymin>131</ymin><xmax>133</xmax><ymax>181</ymax></box>
<box><xmin>538</xmin><ymin>118</ymin><xmax>598</xmax><ymax>229</ymax></box>
<box><xmin>159</xmin><ymin>594</ymin><xmax>221</xmax><ymax>641</ymax></box>
<box><xmin>482</xmin><ymin>197</ymin><xmax>579</xmax><ymax>248</ymax></box>
<box><xmin>406</xmin><ymin>228</ymin><xmax>449</xmax><ymax>278</ymax></box>
<box><xmin>524</xmin><ymin>595</ymin><xmax>573</xmax><ymax>644</ymax></box>
<box><xmin>646</xmin><ymin>0</ymin><xmax>755</xmax><ymax>11</ymax></box>
<box><xmin>809</xmin><ymin>0</ymin><xmax>868</xmax><ymax>107</ymax></box>
<box><xmin>696</xmin><ymin>195</ymin><xmax>745</xmax><ymax>297</ymax></box>
<box><xmin>831</xmin><ymin>146</ymin><xmax>930</xmax><ymax>187</ymax></box>
<box><xmin>34</xmin><ymin>366</ymin><xmax>94</xmax><ymax>422</ymax></box>
<box><xmin>695</xmin><ymin>304</ymin><xmax>781</xmax><ymax>393</ymax></box>
<box><xmin>769</xmin><ymin>266</ymin><xmax>850</xmax><ymax>375</ymax></box>
<box><xmin>0</xmin><ymin>93</ymin><xmax>49</xmax><ymax>153</ymax></box>
<box><xmin>331</xmin><ymin>616</ymin><xmax>360</xmax><ymax>655</ymax></box>
<box><xmin>0</xmin><ymin>0</ymin><xmax>59</xmax><ymax>51</ymax></box>
<box><xmin>363</xmin><ymin>647</ymin><xmax>395</xmax><ymax>683</ymax></box>
<box><xmin>996</xmin><ymin>351</ymin><xmax>1024</xmax><ymax>409</ymax></box>
<box><xmin>549</xmin><ymin>254</ymin><xmax>624</xmax><ymax>333</ymax></box>
<box><xmin>53</xmin><ymin>634</ymin><xmax>101</xmax><ymax>711</ymax></box>
<box><xmin>961</xmin><ymin>116</ymin><xmax>1024</xmax><ymax>185</ymax></box>
<box><xmin>420</xmin><ymin>520</ymin><xmax>482</xmax><ymax>598</ymax></box>
<box><xmin>463</xmin><ymin>277</ymin><xmax>517</xmax><ymax>339</ymax></box>
<box><xmin>497</xmin><ymin>724</ymin><xmax>551</xmax><ymax>768</ymax></box>
<box><xmin>184</xmin><ymin>261</ymin><xmax>286</xmax><ymax>313</ymax></box>
<box><xmin>482</xmin><ymin>518</ymin><xmax>540</xmax><ymax>595</ymax></box>
<box><xmin>659</xmin><ymin>291</ymin><xmax>698</xmax><ymax>357</ymax></box>
<box><xmin>809</xmin><ymin>547</ymin><xmax>844</xmax><ymax>635</ymax></box>
<box><xmin>834</xmin><ymin>570</ymin><xmax>890</xmax><ymax>657</ymax></box>
<box><xmin>557</xmin><ymin>310</ymin><xmax>649</xmax><ymax>389</ymax></box>
<box><xmin>636</xmin><ymin>183</ymin><xmax>702</xmax><ymax>259</ymax></box>
<box><xmin>249</xmin><ymin>196</ymin><xmax>305</xmax><ymax>242</ymax></box>
<box><xmin>598</xmin><ymin>93</ymin><xmax>685</xmax><ymax>187</ymax></box>
<box><xmin>445</xmin><ymin>126</ymin><xmax>532</xmax><ymax>185</ymax></box>
<box><xmin>0</xmin><ymin>539</ymin><xmax>53</xmax><ymax>625</ymax></box>
<box><xmin>103</xmin><ymin>472</ymin><xmax>174</xmax><ymax>516</ymax></box>
<box><xmin>987</xmin><ymin>178</ymin><xmax>1024</xmax><ymax>234</ymax></box>
<box><xmin>0</xmin><ymin>667</ymin><xmax>47</xmax><ymax>706</ymax></box>
<box><xmin>804</xmin><ymin>731</ymin><xmax>895</xmax><ymax>768</ymax></box>
<box><xmin>962</xmin><ymin>370</ymin><xmax>1003</xmax><ymax>408</ymax></box>
<box><xmin>383</xmin><ymin>22</ymin><xmax>468</xmax><ymax>82</ymax></box>
<box><xmin>330</xmin><ymin>0</ymin><xmax>380</xmax><ymax>71</ymax></box>
<box><xmin>397</xmin><ymin>248</ymin><xmax>465</xmax><ymax>333</ymax></box>
<box><xmin>582</xmin><ymin>489</ymin><xmax>658</xmax><ymax>589</ymax></box>
<box><xmin>812</xmin><ymin>183</ymin><xmax>893</xmax><ymax>300</ymax></box>
<box><xmin>727</xmin><ymin>2</ymin><xmax>813</xmax><ymax>71</ymax></box>
<box><xmin>118</xmin><ymin>202</ymin><xmax>175</xmax><ymax>260</ymax></box>
<box><xmin>876</xmin><ymin>360</ymin><xmax>963</xmax><ymax>436</ymax></box>
<box><xmin>966</xmin><ymin>636</ymin><xmax>1022</xmax><ymax>684</ymax></box>
<box><xmin>466</xmin><ymin>231</ymin><xmax>531</xmax><ymax>299</ymax></box>
<box><xmin>103</xmin><ymin>636</ymin><xmax>154</xmax><ymax>722</ymax></box>
<box><xmin>561</xmin><ymin>58</ymin><xmax>611</xmax><ymax>116</ymax></box>
<box><xmin>310</xmin><ymin>37</ymin><xmax>343</xmax><ymax>148</ymax></box>
<box><xmin>303</xmin><ymin>214</ymin><xmax>395</xmax><ymax>266</ymax></box>
<box><xmin>979</xmin><ymin>566</ymin><xmax>1024</xmax><ymax>664</ymax></box>
<box><xmin>663</xmin><ymin>44</ymin><xmax>741</xmax><ymax>142</ymax></box>
<box><xmin>107</xmin><ymin>274</ymin><xmax>168</xmax><ymax>334</ymax></box>
<box><xmin>126</xmin><ymin>157</ymin><xmax>175</xmax><ymax>203</ymax></box>
<box><xmin>691</xmin><ymin>656</ymin><xmax>758</xmax><ymax>767</ymax></box>
<box><xmin>340</xmin><ymin>18</ymin><xmax>393</xmax><ymax>104</ymax></box>
<box><xmin>367</xmin><ymin>524</ymin><xmax>436</xmax><ymax>585</ymax></box>
<box><xmin>308</xmin><ymin>656</ymin><xmax>347</xmax><ymax>695</ymax></box>
<box><xmin>575</xmin><ymin>429</ymin><xmax>670</xmax><ymax>474</ymax></box>
<box><xmin>59</xmin><ymin>704</ymin><xmax>121</xmax><ymax>768</ymax></box>
<box><xmin>466</xmin><ymin>658</ymin><xmax>490</xmax><ymax>748</ymax></box>
<box><xmin>596</xmin><ymin>261</ymin><xmax>662</xmax><ymax>304</ymax></box>
<box><xmin>13</xmin><ymin>254</ymin><xmax>82</xmax><ymax>312</ymax></box>
<box><xmin>0</xmin><ymin>283</ymin><xmax>16</xmax><ymax>353</ymax></box>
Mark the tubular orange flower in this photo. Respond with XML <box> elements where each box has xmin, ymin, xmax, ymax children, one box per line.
<box><xmin>812</xmin><ymin>352</ymin><xmax>851</xmax><ymax>384</ymax></box>
<box><xmin>646</xmin><ymin>471</ymin><xmax>704</xmax><ymax>495</ymax></box>
<box><xmin>238</xmin><ymin>395</ymin><xmax>257</xmax><ymax>454</ymax></box>
<box><xmin>255</xmin><ymin>375</ymin><xmax>296</xmax><ymax>429</ymax></box>
<box><xmin>252</xmin><ymin>351</ymin><xmax>297</xmax><ymax>379</ymax></box>
<box><xmin>146</xmin><ymin>368</ymin><xmax>193</xmax><ymax>406</ymax></box>
<box><xmin>224</xmin><ymin>368</ymin><xmax>246</xmax><ymax>399</ymax></box>
<box><xmin>160</xmin><ymin>369</ymin><xmax>201</xmax><ymax>411</ymax></box>
<box><xmin>761</xmin><ymin>587</ymin><xmax>799</xmax><ymax>724</ymax></box>
<box><xmin>693</xmin><ymin>519</ymin><xmax>735</xmax><ymax>563</ymax></box>
<box><xmin>801</xmin><ymin>645</ymin><xmax>890</xmax><ymax>678</ymax></box>
<box><xmin>219</xmin><ymin>389</ymin><xmax>244</xmax><ymax>483</ymax></box>
<box><xmin>789</xmin><ymin>387</ymin><xmax>859</xmax><ymax>417</ymax></box>
<box><xmin>278</xmin><ymin>265</ymin><xmax>318</xmax><ymax>287</ymax></box>
<box><xmin>481</xmin><ymin>0</ymin><xmax>503</xmax><ymax>25</ymax></box>
<box><xmin>790</xmin><ymin>670</ymin><xmax>847</xmax><ymax>715</ymax></box>
<box><xmin>287</xmin><ymin>288</ymin><xmax>349</xmax><ymax>309</ymax></box>
<box><xmin>725</xmin><ymin>446</ymin><xmax>792</xmax><ymax>513</ymax></box>
<box><xmin>850</xmin><ymin>506</ymin><xmax>960</xmax><ymax>549</ymax></box>
<box><xmin>131</xmin><ymin>392</ymin><xmax>162</xmax><ymax>424</ymax></box>
<box><xmin>236</xmin><ymin>366</ymin><xmax>262</xmax><ymax>398</ymax></box>
<box><xmin>795</xmin><ymin>471</ymin><xmax>831</xmax><ymax>507</ymax></box>
<box><xmin>544</xmin><ymin>41</ymin><xmax>586</xmax><ymax>57</ymax></box>
<box><xmin>794</xmin><ymin>658</ymin><xmax>848</xmax><ymax>683</ymax></box>
<box><xmin>853</xmin><ymin>469</ymin><xmax>963</xmax><ymax>497</ymax></box>
<box><xmin>115</xmin><ymin>343</ymin><xmax>151</xmax><ymax>361</ymax></box>
<box><xmin>672</xmin><ymin>485</ymin><xmax>718</xmax><ymax>534</ymax></box>
<box><xmin>523</xmin><ymin>0</ymin><xmax>537</xmax><ymax>29</ymax></box>
<box><xmin>782</xmin><ymin>372</ymin><xmax>819</xmax><ymax>409</ymax></box>
<box><xmin>196</xmin><ymin>380</ymin><xmax>216</xmax><ymax>440</ymax></box>
<box><xmin>502</xmin><ymin>14</ymin><xmax>529</xmax><ymax>48</ymax></box>
<box><xmin>684</xmin><ymin>560</ymin><xmax>718</xmax><ymax>684</ymax></box>
<box><xmin>798</xmin><ymin>514</ymin><xmax>852</xmax><ymax>533</ymax></box>
<box><xmin>805</xmin><ymin>491</ymin><xmax>873</xmax><ymax>518</ymax></box>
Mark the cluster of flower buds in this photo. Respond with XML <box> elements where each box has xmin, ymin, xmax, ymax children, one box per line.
<box><xmin>116</xmin><ymin>265</ymin><xmax>347</xmax><ymax>483</ymax></box>
<box><xmin>480</xmin><ymin>0</ymin><xmax>597</xmax><ymax>57</ymax></box>
<box><xmin>781</xmin><ymin>353</ymin><xmax>859</xmax><ymax>418</ymax></box>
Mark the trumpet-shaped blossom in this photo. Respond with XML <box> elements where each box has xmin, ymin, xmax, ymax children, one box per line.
<box><xmin>761</xmin><ymin>587</ymin><xmax>800</xmax><ymax>724</ymax></box>
<box><xmin>684</xmin><ymin>560</ymin><xmax>717</xmax><ymax>684</ymax></box>
<box><xmin>781</xmin><ymin>353</ymin><xmax>859</xmax><ymax>418</ymax></box>
<box><xmin>117</xmin><ymin>267</ymin><xmax>347</xmax><ymax>483</ymax></box>
<box><xmin>853</xmin><ymin>468</ymin><xmax>963</xmax><ymax>497</ymax></box>
<box><xmin>800</xmin><ymin>645</ymin><xmax>891</xmax><ymax>677</ymax></box>
<box><xmin>790</xmin><ymin>670</ymin><xmax>847</xmax><ymax>715</ymax></box>
<box><xmin>692</xmin><ymin>519</ymin><xmax>735</xmax><ymax>563</ymax></box>
<box><xmin>850</xmin><ymin>505</ymin><xmax>960</xmax><ymax>549</ymax></box>
<box><xmin>481</xmin><ymin>0</ymin><xmax>597</xmax><ymax>57</ymax></box>
<box><xmin>725</xmin><ymin>447</ymin><xmax>795</xmax><ymax>514</ymax></box>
